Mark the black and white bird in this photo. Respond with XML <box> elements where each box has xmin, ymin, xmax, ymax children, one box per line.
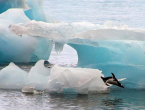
<box><xmin>101</xmin><ymin>73</ymin><xmax>125</xmax><ymax>88</ymax></box>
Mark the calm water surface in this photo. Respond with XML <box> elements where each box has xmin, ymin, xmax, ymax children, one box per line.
<box><xmin>0</xmin><ymin>89</ymin><xmax>145</xmax><ymax>110</ymax></box>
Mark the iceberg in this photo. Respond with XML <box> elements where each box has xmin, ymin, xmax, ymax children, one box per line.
<box><xmin>0</xmin><ymin>9</ymin><xmax>37</xmax><ymax>63</ymax></box>
<box><xmin>68</xmin><ymin>29</ymin><xmax>145</xmax><ymax>89</ymax></box>
<box><xmin>0</xmin><ymin>9</ymin><xmax>53</xmax><ymax>63</ymax></box>
<box><xmin>1</xmin><ymin>0</ymin><xmax>145</xmax><ymax>90</ymax></box>
<box><xmin>0</xmin><ymin>60</ymin><xmax>109</xmax><ymax>94</ymax></box>
<box><xmin>43</xmin><ymin>65</ymin><xmax>108</xmax><ymax>94</ymax></box>
<box><xmin>0</xmin><ymin>0</ymin><xmax>56</xmax><ymax>23</ymax></box>
<box><xmin>0</xmin><ymin>0</ymin><xmax>58</xmax><ymax>63</ymax></box>
<box><xmin>9</xmin><ymin>20</ymin><xmax>145</xmax><ymax>89</ymax></box>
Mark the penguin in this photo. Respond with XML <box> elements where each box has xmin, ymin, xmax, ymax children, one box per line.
<box><xmin>101</xmin><ymin>73</ymin><xmax>125</xmax><ymax>88</ymax></box>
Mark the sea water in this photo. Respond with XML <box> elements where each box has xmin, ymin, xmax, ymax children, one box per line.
<box><xmin>0</xmin><ymin>89</ymin><xmax>145</xmax><ymax>109</ymax></box>
<box><xmin>1</xmin><ymin>0</ymin><xmax>145</xmax><ymax>109</ymax></box>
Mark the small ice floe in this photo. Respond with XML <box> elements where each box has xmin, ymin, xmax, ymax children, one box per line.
<box><xmin>22</xmin><ymin>85</ymin><xmax>44</xmax><ymax>95</ymax></box>
<box><xmin>43</xmin><ymin>65</ymin><xmax>110</xmax><ymax>94</ymax></box>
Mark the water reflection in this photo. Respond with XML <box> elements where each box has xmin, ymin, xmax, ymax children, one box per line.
<box><xmin>0</xmin><ymin>89</ymin><xmax>145</xmax><ymax>109</ymax></box>
<box><xmin>102</xmin><ymin>98</ymin><xmax>123</xmax><ymax>109</ymax></box>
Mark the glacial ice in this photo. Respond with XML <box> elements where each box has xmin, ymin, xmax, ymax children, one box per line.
<box><xmin>0</xmin><ymin>9</ymin><xmax>37</xmax><ymax>62</ymax></box>
<box><xmin>9</xmin><ymin>20</ymin><xmax>99</xmax><ymax>42</ymax></box>
<box><xmin>0</xmin><ymin>0</ymin><xmax>29</xmax><ymax>14</ymax></box>
<box><xmin>0</xmin><ymin>60</ymin><xmax>109</xmax><ymax>94</ymax></box>
<box><xmin>26</xmin><ymin>60</ymin><xmax>50</xmax><ymax>90</ymax></box>
<box><xmin>43</xmin><ymin>65</ymin><xmax>108</xmax><ymax>94</ymax></box>
<box><xmin>9</xmin><ymin>20</ymin><xmax>145</xmax><ymax>89</ymax></box>
<box><xmin>0</xmin><ymin>0</ymin><xmax>56</xmax><ymax>23</ymax></box>
<box><xmin>1</xmin><ymin>0</ymin><xmax>145</xmax><ymax>90</ymax></box>
<box><xmin>9</xmin><ymin>20</ymin><xmax>145</xmax><ymax>43</ymax></box>
<box><xmin>24</xmin><ymin>0</ymin><xmax>57</xmax><ymax>22</ymax></box>
<box><xmin>0</xmin><ymin>9</ymin><xmax>53</xmax><ymax>63</ymax></box>
<box><xmin>0</xmin><ymin>62</ymin><xmax>28</xmax><ymax>90</ymax></box>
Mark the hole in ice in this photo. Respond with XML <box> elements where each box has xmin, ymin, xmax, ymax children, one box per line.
<box><xmin>49</xmin><ymin>44</ymin><xmax>78</xmax><ymax>67</ymax></box>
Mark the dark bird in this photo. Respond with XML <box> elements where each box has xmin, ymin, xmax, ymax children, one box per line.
<box><xmin>101</xmin><ymin>73</ymin><xmax>125</xmax><ymax>88</ymax></box>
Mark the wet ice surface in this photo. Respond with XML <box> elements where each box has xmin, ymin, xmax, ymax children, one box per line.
<box><xmin>0</xmin><ymin>89</ymin><xmax>145</xmax><ymax>110</ymax></box>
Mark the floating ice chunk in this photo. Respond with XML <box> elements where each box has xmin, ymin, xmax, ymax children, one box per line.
<box><xmin>43</xmin><ymin>65</ymin><xmax>108</xmax><ymax>94</ymax></box>
<box><xmin>69</xmin><ymin>41</ymin><xmax>145</xmax><ymax>89</ymax></box>
<box><xmin>27</xmin><ymin>60</ymin><xmax>51</xmax><ymax>90</ymax></box>
<box><xmin>22</xmin><ymin>85</ymin><xmax>44</xmax><ymax>94</ymax></box>
<box><xmin>0</xmin><ymin>9</ymin><xmax>37</xmax><ymax>63</ymax></box>
<box><xmin>0</xmin><ymin>63</ymin><xmax>28</xmax><ymax>90</ymax></box>
<box><xmin>0</xmin><ymin>9</ymin><xmax>53</xmax><ymax>63</ymax></box>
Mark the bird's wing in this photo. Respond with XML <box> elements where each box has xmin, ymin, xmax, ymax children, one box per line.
<box><xmin>111</xmin><ymin>73</ymin><xmax>116</xmax><ymax>80</ymax></box>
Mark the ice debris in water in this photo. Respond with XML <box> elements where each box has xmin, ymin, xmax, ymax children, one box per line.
<box><xmin>0</xmin><ymin>60</ymin><xmax>109</xmax><ymax>94</ymax></box>
<box><xmin>22</xmin><ymin>85</ymin><xmax>44</xmax><ymax>94</ymax></box>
